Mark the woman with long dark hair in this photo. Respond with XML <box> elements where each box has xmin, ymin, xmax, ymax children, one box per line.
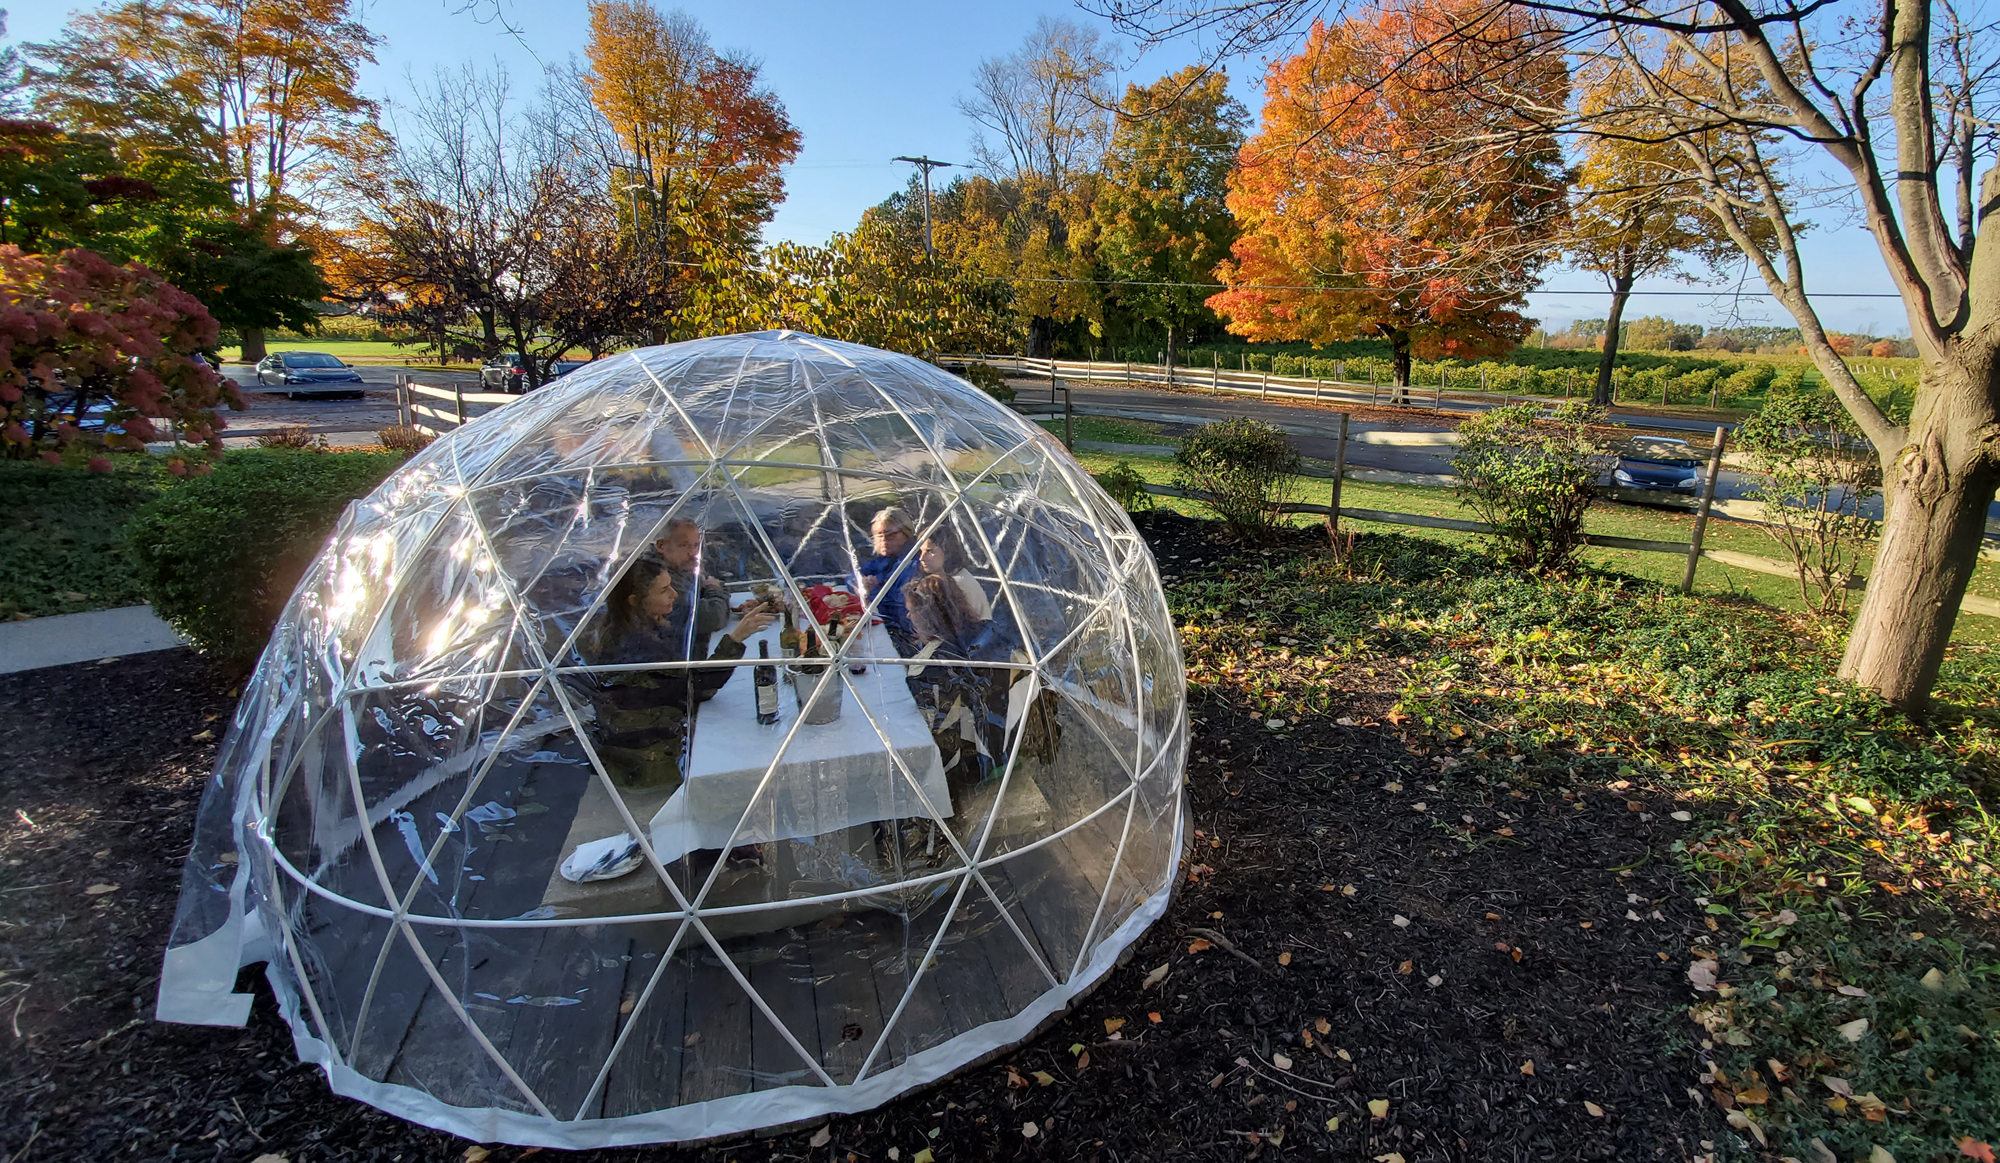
<box><xmin>587</xmin><ymin>555</ymin><xmax>774</xmax><ymax>790</ymax></box>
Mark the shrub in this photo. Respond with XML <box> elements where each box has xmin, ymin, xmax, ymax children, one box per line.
<box><xmin>126</xmin><ymin>450</ymin><xmax>405</xmax><ymax>661</ymax></box>
<box><xmin>1174</xmin><ymin>417</ymin><xmax>1301</xmax><ymax>542</ymax></box>
<box><xmin>377</xmin><ymin>425</ymin><xmax>435</xmax><ymax>453</ymax></box>
<box><xmin>1451</xmin><ymin>401</ymin><xmax>1609</xmax><ymax>574</ymax></box>
<box><xmin>254</xmin><ymin>425</ymin><xmax>329</xmax><ymax>451</ymax></box>
<box><xmin>1092</xmin><ymin>460</ymin><xmax>1154</xmax><ymax>513</ymax></box>
<box><xmin>1735</xmin><ymin>392</ymin><xmax>1881</xmax><ymax>615</ymax></box>
<box><xmin>952</xmin><ymin>360</ymin><xmax>1016</xmax><ymax>402</ymax></box>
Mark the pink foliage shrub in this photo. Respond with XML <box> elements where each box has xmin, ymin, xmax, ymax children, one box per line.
<box><xmin>0</xmin><ymin>246</ymin><xmax>243</xmax><ymax>458</ymax></box>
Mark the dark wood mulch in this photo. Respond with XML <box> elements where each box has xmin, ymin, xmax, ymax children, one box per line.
<box><xmin>0</xmin><ymin>518</ymin><xmax>1730</xmax><ymax>1162</ymax></box>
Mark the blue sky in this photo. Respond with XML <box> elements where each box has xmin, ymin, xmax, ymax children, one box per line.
<box><xmin>12</xmin><ymin>0</ymin><xmax>1908</xmax><ymax>335</ymax></box>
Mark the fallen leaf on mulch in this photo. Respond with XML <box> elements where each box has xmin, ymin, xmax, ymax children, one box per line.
<box><xmin>1021</xmin><ymin>1121</ymin><xmax>1039</xmax><ymax>1138</ymax></box>
<box><xmin>1392</xmin><ymin>914</ymin><xmax>1410</xmax><ymax>928</ymax></box>
<box><xmin>1374</xmin><ymin>1154</ymin><xmax>1406</xmax><ymax>1163</ymax></box>
<box><xmin>912</xmin><ymin>1150</ymin><xmax>933</xmax><ymax>1163</ymax></box>
<box><xmin>1278</xmin><ymin>952</ymin><xmax>1292</xmax><ymax>966</ymax></box>
<box><xmin>83</xmin><ymin>883</ymin><xmax>118</xmax><ymax>895</ymax></box>
<box><xmin>1726</xmin><ymin>1108</ymin><xmax>1767</xmax><ymax>1146</ymax></box>
<box><xmin>1032</xmin><ymin>1070</ymin><xmax>1055</xmax><ymax>1086</ymax></box>
<box><xmin>463</xmin><ymin>1148</ymin><xmax>491</xmax><ymax>1162</ymax></box>
<box><xmin>1959</xmin><ymin>1138</ymin><xmax>1996</xmax><ymax>1162</ymax></box>
<box><xmin>1103</xmin><ymin>1017</ymin><xmax>1126</xmax><ymax>1035</ymax></box>
<box><xmin>251</xmin><ymin>1156</ymin><xmax>287</xmax><ymax>1163</ymax></box>
<box><xmin>1688</xmin><ymin>958</ymin><xmax>1719</xmax><ymax>992</ymax></box>
<box><xmin>1837</xmin><ymin>1018</ymin><xmax>1870</xmax><ymax>1042</ymax></box>
<box><xmin>1368</xmin><ymin>1099</ymin><xmax>1389</xmax><ymax>1118</ymax></box>
<box><xmin>809</xmin><ymin>1129</ymin><xmax>831</xmax><ymax>1149</ymax></box>
<box><xmin>1188</xmin><ymin>938</ymin><xmax>1213</xmax><ymax>953</ymax></box>
<box><xmin>1520</xmin><ymin>1060</ymin><xmax>1534</xmax><ymax>1076</ymax></box>
<box><xmin>1314</xmin><ymin>1018</ymin><xmax>1331</xmax><ymax>1035</ymax></box>
<box><xmin>1837</xmin><ymin>984</ymin><xmax>1870</xmax><ymax>996</ymax></box>
<box><xmin>1272</xmin><ymin>1053</ymin><xmax>1292</xmax><ymax>1070</ymax></box>
<box><xmin>1142</xmin><ymin>963</ymin><xmax>1168</xmax><ymax>989</ymax></box>
<box><xmin>1583</xmin><ymin>1101</ymin><xmax>1604</xmax><ymax>1117</ymax></box>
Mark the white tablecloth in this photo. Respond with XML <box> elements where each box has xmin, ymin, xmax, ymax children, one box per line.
<box><xmin>647</xmin><ymin>620</ymin><xmax>950</xmax><ymax>864</ymax></box>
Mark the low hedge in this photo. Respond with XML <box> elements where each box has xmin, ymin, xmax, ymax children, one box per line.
<box><xmin>127</xmin><ymin>450</ymin><xmax>405</xmax><ymax>661</ymax></box>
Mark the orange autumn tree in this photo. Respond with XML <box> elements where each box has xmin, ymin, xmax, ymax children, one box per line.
<box><xmin>581</xmin><ymin>0</ymin><xmax>801</xmax><ymax>341</ymax></box>
<box><xmin>1209</xmin><ymin>1</ymin><xmax>1569</xmax><ymax>395</ymax></box>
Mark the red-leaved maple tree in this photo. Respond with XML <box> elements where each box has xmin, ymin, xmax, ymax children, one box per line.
<box><xmin>0</xmin><ymin>246</ymin><xmax>239</xmax><ymax>461</ymax></box>
<box><xmin>1208</xmin><ymin>0</ymin><xmax>1569</xmax><ymax>392</ymax></box>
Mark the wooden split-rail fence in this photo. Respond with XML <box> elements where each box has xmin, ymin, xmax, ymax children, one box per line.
<box><xmin>393</xmin><ymin>375</ymin><xmax>517</xmax><ymax>437</ymax></box>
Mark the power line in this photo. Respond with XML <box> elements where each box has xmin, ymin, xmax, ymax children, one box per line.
<box><xmin>981</xmin><ymin>273</ymin><xmax>1903</xmax><ymax>298</ymax></box>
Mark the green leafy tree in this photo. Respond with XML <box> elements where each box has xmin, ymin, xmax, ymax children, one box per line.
<box><xmin>1092</xmin><ymin>65</ymin><xmax>1248</xmax><ymax>367</ymax></box>
<box><xmin>0</xmin><ymin>119</ymin><xmax>325</xmax><ymax>337</ymax></box>
<box><xmin>28</xmin><ymin>0</ymin><xmax>383</xmax><ymax>357</ymax></box>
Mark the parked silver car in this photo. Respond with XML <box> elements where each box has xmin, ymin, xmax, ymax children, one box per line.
<box><xmin>255</xmin><ymin>352</ymin><xmax>366</xmax><ymax>399</ymax></box>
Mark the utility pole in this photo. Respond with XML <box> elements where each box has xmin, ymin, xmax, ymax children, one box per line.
<box><xmin>892</xmin><ymin>156</ymin><xmax>954</xmax><ymax>259</ymax></box>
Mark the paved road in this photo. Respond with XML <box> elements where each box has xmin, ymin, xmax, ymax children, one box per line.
<box><xmin>217</xmin><ymin>365</ymin><xmax>480</xmax><ymax>439</ymax></box>
<box><xmin>1013</xmin><ymin>376</ymin><xmax>1774</xmax><ymax>507</ymax></box>
<box><xmin>1021</xmin><ymin>376</ymin><xmax>2000</xmax><ymax>528</ymax></box>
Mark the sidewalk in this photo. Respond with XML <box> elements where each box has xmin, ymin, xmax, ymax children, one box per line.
<box><xmin>0</xmin><ymin>605</ymin><xmax>186</xmax><ymax>675</ymax></box>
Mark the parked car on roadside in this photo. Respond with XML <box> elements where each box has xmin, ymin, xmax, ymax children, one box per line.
<box><xmin>483</xmin><ymin>353</ymin><xmax>594</xmax><ymax>393</ymax></box>
<box><xmin>255</xmin><ymin>352</ymin><xmax>366</xmax><ymax>399</ymax></box>
<box><xmin>1613</xmin><ymin>436</ymin><xmax>1703</xmax><ymax>493</ymax></box>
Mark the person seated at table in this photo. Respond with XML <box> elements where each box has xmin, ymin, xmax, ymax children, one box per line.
<box><xmin>586</xmin><ymin>555</ymin><xmax>775</xmax><ymax>791</ymax></box>
<box><xmin>903</xmin><ymin>572</ymin><xmax>1021</xmax><ymax>795</ymax></box>
<box><xmin>653</xmin><ymin>517</ymin><xmax>728</xmax><ymax>646</ymax></box>
<box><xmin>857</xmin><ymin>506</ymin><xmax>918</xmax><ymax>647</ymax></box>
<box><xmin>916</xmin><ymin>527</ymin><xmax>992</xmax><ymax>622</ymax></box>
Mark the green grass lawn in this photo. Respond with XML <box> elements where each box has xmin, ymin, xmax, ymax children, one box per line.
<box><xmin>1073</xmin><ymin>448</ymin><xmax>2000</xmax><ymax>643</ymax></box>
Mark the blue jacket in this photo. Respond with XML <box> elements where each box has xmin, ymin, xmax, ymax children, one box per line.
<box><xmin>857</xmin><ymin>548</ymin><xmax>915</xmax><ymax>640</ymax></box>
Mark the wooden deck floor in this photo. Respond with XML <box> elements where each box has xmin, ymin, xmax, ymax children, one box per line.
<box><xmin>280</xmin><ymin>713</ymin><xmax>1142</xmax><ymax>1121</ymax></box>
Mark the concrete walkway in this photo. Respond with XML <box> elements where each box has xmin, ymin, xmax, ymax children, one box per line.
<box><xmin>0</xmin><ymin>605</ymin><xmax>186</xmax><ymax>675</ymax></box>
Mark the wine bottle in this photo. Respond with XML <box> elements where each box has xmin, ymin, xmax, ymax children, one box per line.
<box><xmin>799</xmin><ymin>622</ymin><xmax>826</xmax><ymax>675</ymax></box>
<box><xmin>779</xmin><ymin>602</ymin><xmax>799</xmax><ymax>656</ymax></box>
<box><xmin>755</xmin><ymin>640</ymin><xmax>779</xmax><ymax>725</ymax></box>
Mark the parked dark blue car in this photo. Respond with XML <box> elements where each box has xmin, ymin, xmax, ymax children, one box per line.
<box><xmin>1614</xmin><ymin>436</ymin><xmax>1703</xmax><ymax>493</ymax></box>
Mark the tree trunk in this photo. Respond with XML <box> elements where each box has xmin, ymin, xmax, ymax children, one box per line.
<box><xmin>1387</xmin><ymin>329</ymin><xmax>1412</xmax><ymax>404</ymax></box>
<box><xmin>239</xmin><ymin>327</ymin><xmax>267</xmax><ymax>363</ymax></box>
<box><xmin>1593</xmin><ymin>269</ymin><xmax>1636</xmax><ymax>407</ymax></box>
<box><xmin>1839</xmin><ymin>363</ymin><xmax>1999</xmax><ymax>711</ymax></box>
<box><xmin>1027</xmin><ymin>316</ymin><xmax>1055</xmax><ymax>358</ymax></box>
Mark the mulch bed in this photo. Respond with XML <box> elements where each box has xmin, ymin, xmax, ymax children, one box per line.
<box><xmin>0</xmin><ymin>517</ymin><xmax>1731</xmax><ymax>1162</ymax></box>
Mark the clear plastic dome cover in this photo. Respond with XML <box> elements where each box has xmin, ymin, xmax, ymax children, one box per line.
<box><xmin>157</xmin><ymin>332</ymin><xmax>1188</xmax><ymax>1147</ymax></box>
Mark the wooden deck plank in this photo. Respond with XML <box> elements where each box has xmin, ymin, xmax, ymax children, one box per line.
<box><xmin>598</xmin><ymin>922</ymin><xmax>691</xmax><ymax>1119</ymax></box>
<box><xmin>676</xmin><ymin>931</ymin><xmax>757</xmax><ymax>1104</ymax></box>
<box><xmin>745</xmin><ymin>923</ymin><xmax>824</xmax><ymax>1091</ymax></box>
<box><xmin>805</xmin><ymin>913</ymin><xmax>886</xmax><ymax>1085</ymax></box>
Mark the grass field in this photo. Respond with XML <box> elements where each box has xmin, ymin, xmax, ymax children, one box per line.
<box><xmin>1069</xmin><ymin>446</ymin><xmax>2000</xmax><ymax>644</ymax></box>
<box><xmin>227</xmin><ymin>339</ymin><xmax>465</xmax><ymax>368</ymax></box>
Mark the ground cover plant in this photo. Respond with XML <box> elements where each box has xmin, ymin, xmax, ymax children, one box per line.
<box><xmin>0</xmin><ymin>456</ymin><xmax>174</xmax><ymax>619</ymax></box>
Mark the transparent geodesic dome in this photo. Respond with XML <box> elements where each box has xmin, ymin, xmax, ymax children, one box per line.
<box><xmin>157</xmin><ymin>332</ymin><xmax>1188</xmax><ymax>1147</ymax></box>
